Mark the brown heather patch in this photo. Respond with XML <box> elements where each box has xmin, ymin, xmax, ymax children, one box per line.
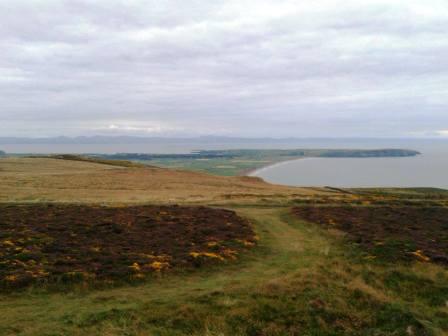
<box><xmin>292</xmin><ymin>206</ymin><xmax>448</xmax><ymax>265</ymax></box>
<box><xmin>0</xmin><ymin>204</ymin><xmax>256</xmax><ymax>289</ymax></box>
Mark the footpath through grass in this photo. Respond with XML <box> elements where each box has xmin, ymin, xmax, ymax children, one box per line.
<box><xmin>0</xmin><ymin>207</ymin><xmax>447</xmax><ymax>336</ymax></box>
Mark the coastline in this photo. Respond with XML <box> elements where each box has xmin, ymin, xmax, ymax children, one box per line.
<box><xmin>245</xmin><ymin>157</ymin><xmax>314</xmax><ymax>177</ymax></box>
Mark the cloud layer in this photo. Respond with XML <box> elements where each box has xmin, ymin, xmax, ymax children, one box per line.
<box><xmin>1</xmin><ymin>0</ymin><xmax>448</xmax><ymax>137</ymax></box>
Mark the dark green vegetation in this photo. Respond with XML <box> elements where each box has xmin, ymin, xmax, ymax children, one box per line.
<box><xmin>28</xmin><ymin>154</ymin><xmax>146</xmax><ymax>168</ymax></box>
<box><xmin>292</xmin><ymin>187</ymin><xmax>448</xmax><ymax>208</ymax></box>
<box><xmin>94</xmin><ymin>148</ymin><xmax>420</xmax><ymax>175</ymax></box>
<box><xmin>0</xmin><ymin>204</ymin><xmax>255</xmax><ymax>290</ymax></box>
<box><xmin>293</xmin><ymin>206</ymin><xmax>448</xmax><ymax>265</ymax></box>
<box><xmin>352</xmin><ymin>187</ymin><xmax>448</xmax><ymax>199</ymax></box>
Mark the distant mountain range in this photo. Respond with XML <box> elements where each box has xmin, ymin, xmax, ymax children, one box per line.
<box><xmin>0</xmin><ymin>136</ymin><xmax>445</xmax><ymax>145</ymax></box>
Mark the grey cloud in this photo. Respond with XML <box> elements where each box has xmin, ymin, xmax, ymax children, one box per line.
<box><xmin>0</xmin><ymin>0</ymin><xmax>448</xmax><ymax>137</ymax></box>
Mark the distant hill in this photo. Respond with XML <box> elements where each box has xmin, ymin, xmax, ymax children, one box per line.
<box><xmin>0</xmin><ymin>135</ymin><xmax>446</xmax><ymax>145</ymax></box>
<box><xmin>0</xmin><ymin>150</ymin><xmax>5</xmax><ymax>156</ymax></box>
<box><xmin>0</xmin><ymin>136</ymin><xmax>280</xmax><ymax>144</ymax></box>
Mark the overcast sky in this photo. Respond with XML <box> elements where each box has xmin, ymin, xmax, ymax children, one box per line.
<box><xmin>1</xmin><ymin>0</ymin><xmax>448</xmax><ymax>138</ymax></box>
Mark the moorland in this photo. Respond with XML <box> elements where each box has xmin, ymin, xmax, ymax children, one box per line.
<box><xmin>0</xmin><ymin>156</ymin><xmax>447</xmax><ymax>336</ymax></box>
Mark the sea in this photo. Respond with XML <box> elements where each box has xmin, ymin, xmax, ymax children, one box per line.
<box><xmin>251</xmin><ymin>140</ymin><xmax>448</xmax><ymax>189</ymax></box>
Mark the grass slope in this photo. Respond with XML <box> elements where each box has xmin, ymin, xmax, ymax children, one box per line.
<box><xmin>0</xmin><ymin>157</ymin><xmax>323</xmax><ymax>204</ymax></box>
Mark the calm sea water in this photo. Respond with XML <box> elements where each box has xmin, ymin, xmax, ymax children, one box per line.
<box><xmin>253</xmin><ymin>142</ymin><xmax>448</xmax><ymax>189</ymax></box>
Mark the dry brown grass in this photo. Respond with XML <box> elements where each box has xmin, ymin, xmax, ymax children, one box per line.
<box><xmin>0</xmin><ymin>157</ymin><xmax>327</xmax><ymax>204</ymax></box>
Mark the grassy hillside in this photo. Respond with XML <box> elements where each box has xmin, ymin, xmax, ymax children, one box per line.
<box><xmin>0</xmin><ymin>157</ymin><xmax>446</xmax><ymax>336</ymax></box>
<box><xmin>0</xmin><ymin>157</ymin><xmax>323</xmax><ymax>204</ymax></box>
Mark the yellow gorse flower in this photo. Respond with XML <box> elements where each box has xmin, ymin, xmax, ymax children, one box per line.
<box><xmin>189</xmin><ymin>251</ymin><xmax>224</xmax><ymax>261</ymax></box>
<box><xmin>411</xmin><ymin>250</ymin><xmax>430</xmax><ymax>262</ymax></box>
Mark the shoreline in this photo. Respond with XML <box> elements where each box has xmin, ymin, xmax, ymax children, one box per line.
<box><xmin>245</xmin><ymin>157</ymin><xmax>315</xmax><ymax>177</ymax></box>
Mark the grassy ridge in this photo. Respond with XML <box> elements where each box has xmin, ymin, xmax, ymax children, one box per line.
<box><xmin>27</xmin><ymin>154</ymin><xmax>147</xmax><ymax>168</ymax></box>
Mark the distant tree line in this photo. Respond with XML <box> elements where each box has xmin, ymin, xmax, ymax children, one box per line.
<box><xmin>0</xmin><ymin>150</ymin><xmax>6</xmax><ymax>156</ymax></box>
